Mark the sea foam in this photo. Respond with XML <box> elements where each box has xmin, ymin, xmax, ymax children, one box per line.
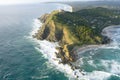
<box><xmin>30</xmin><ymin>19</ymin><xmax>117</xmax><ymax>80</ymax></box>
<box><xmin>30</xmin><ymin>19</ymin><xmax>76</xmax><ymax>79</ymax></box>
<box><xmin>100</xmin><ymin>60</ymin><xmax>120</xmax><ymax>75</ymax></box>
<box><xmin>24</xmin><ymin>2</ymin><xmax>120</xmax><ymax>79</ymax></box>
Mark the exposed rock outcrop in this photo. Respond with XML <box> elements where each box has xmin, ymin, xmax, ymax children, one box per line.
<box><xmin>34</xmin><ymin>8</ymin><xmax>120</xmax><ymax>64</ymax></box>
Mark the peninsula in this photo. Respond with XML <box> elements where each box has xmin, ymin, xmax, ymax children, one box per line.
<box><xmin>33</xmin><ymin>7</ymin><xmax>120</xmax><ymax>64</ymax></box>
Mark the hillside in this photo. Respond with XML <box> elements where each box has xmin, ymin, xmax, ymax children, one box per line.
<box><xmin>33</xmin><ymin>7</ymin><xmax>120</xmax><ymax>63</ymax></box>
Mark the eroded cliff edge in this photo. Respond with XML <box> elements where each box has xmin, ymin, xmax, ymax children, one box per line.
<box><xmin>33</xmin><ymin>7</ymin><xmax>120</xmax><ymax>64</ymax></box>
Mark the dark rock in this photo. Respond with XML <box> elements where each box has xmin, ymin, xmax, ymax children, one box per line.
<box><xmin>102</xmin><ymin>36</ymin><xmax>111</xmax><ymax>44</ymax></box>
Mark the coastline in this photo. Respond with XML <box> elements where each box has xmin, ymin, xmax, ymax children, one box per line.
<box><xmin>30</xmin><ymin>18</ymin><xmax>120</xmax><ymax>80</ymax></box>
<box><xmin>30</xmin><ymin>19</ymin><xmax>77</xmax><ymax>79</ymax></box>
<box><xmin>74</xmin><ymin>45</ymin><xmax>103</xmax><ymax>56</ymax></box>
<box><xmin>75</xmin><ymin>25</ymin><xmax>120</xmax><ymax>56</ymax></box>
<box><xmin>28</xmin><ymin>2</ymin><xmax>120</xmax><ymax>79</ymax></box>
<box><xmin>30</xmin><ymin>19</ymin><xmax>110</xmax><ymax>80</ymax></box>
<box><xmin>34</xmin><ymin>7</ymin><xmax>120</xmax><ymax>65</ymax></box>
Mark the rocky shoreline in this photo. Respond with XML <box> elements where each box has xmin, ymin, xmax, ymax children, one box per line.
<box><xmin>33</xmin><ymin>8</ymin><xmax>120</xmax><ymax>70</ymax></box>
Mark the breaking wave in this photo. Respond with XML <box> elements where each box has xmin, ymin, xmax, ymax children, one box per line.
<box><xmin>29</xmin><ymin>6</ymin><xmax>120</xmax><ymax>79</ymax></box>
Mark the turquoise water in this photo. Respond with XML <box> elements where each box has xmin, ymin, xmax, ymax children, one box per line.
<box><xmin>0</xmin><ymin>3</ymin><xmax>68</xmax><ymax>80</ymax></box>
<box><xmin>0</xmin><ymin>3</ymin><xmax>120</xmax><ymax>80</ymax></box>
<box><xmin>76</xmin><ymin>26</ymin><xmax>120</xmax><ymax>80</ymax></box>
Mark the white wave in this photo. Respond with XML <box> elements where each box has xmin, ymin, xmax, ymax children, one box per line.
<box><xmin>87</xmin><ymin>60</ymin><xmax>97</xmax><ymax>67</ymax></box>
<box><xmin>70</xmin><ymin>59</ymin><xmax>112</xmax><ymax>80</ymax></box>
<box><xmin>28</xmin><ymin>12</ymin><xmax>120</xmax><ymax>80</ymax></box>
<box><xmin>69</xmin><ymin>70</ymin><xmax>111</xmax><ymax>80</ymax></box>
<box><xmin>33</xmin><ymin>37</ymin><xmax>77</xmax><ymax>79</ymax></box>
<box><xmin>31</xmin><ymin>20</ymin><xmax>108</xmax><ymax>80</ymax></box>
<box><xmin>29</xmin><ymin>19</ymin><xmax>42</xmax><ymax>37</ymax></box>
<box><xmin>29</xmin><ymin>18</ymin><xmax>115</xmax><ymax>80</ymax></box>
<box><xmin>102</xmin><ymin>25</ymin><xmax>120</xmax><ymax>46</ymax></box>
<box><xmin>111</xmin><ymin>62</ymin><xmax>120</xmax><ymax>74</ymax></box>
<box><xmin>29</xmin><ymin>19</ymin><xmax>77</xmax><ymax>79</ymax></box>
<box><xmin>98</xmin><ymin>25</ymin><xmax>120</xmax><ymax>51</ymax></box>
<box><xmin>100</xmin><ymin>60</ymin><xmax>120</xmax><ymax>75</ymax></box>
<box><xmin>71</xmin><ymin>59</ymin><xmax>120</xmax><ymax>80</ymax></box>
<box><xmin>100</xmin><ymin>44</ymin><xmax>120</xmax><ymax>50</ymax></box>
<box><xmin>85</xmin><ymin>71</ymin><xmax>111</xmax><ymax>80</ymax></box>
<box><xmin>56</xmin><ymin>3</ymin><xmax>73</xmax><ymax>12</ymax></box>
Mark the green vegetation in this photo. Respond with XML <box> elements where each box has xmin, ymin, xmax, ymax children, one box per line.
<box><xmin>34</xmin><ymin>7</ymin><xmax>120</xmax><ymax>62</ymax></box>
<box><xmin>52</xmin><ymin>7</ymin><xmax>120</xmax><ymax>45</ymax></box>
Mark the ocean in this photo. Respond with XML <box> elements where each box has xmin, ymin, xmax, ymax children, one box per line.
<box><xmin>0</xmin><ymin>2</ymin><xmax>120</xmax><ymax>80</ymax></box>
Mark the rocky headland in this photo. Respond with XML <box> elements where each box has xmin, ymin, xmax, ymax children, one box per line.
<box><xmin>33</xmin><ymin>7</ymin><xmax>120</xmax><ymax>65</ymax></box>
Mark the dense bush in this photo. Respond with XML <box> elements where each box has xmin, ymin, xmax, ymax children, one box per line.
<box><xmin>52</xmin><ymin>7</ymin><xmax>120</xmax><ymax>45</ymax></box>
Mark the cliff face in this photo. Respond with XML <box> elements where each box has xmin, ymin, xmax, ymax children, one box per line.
<box><xmin>34</xmin><ymin>11</ymin><xmax>79</xmax><ymax>63</ymax></box>
<box><xmin>34</xmin><ymin>11</ymin><xmax>103</xmax><ymax>63</ymax></box>
<box><xmin>34</xmin><ymin>8</ymin><xmax>120</xmax><ymax>63</ymax></box>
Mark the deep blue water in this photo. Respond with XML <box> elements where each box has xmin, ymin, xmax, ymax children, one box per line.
<box><xmin>0</xmin><ymin>3</ymin><xmax>68</xmax><ymax>80</ymax></box>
